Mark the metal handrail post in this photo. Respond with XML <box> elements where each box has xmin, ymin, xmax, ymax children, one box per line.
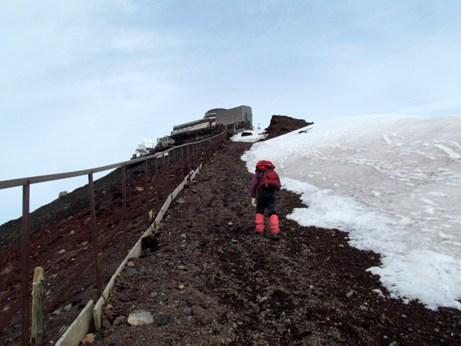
<box><xmin>144</xmin><ymin>160</ymin><xmax>149</xmax><ymax>204</ymax></box>
<box><xmin>21</xmin><ymin>182</ymin><xmax>31</xmax><ymax>346</ymax></box>
<box><xmin>88</xmin><ymin>173</ymin><xmax>102</xmax><ymax>297</ymax></box>
<box><xmin>121</xmin><ymin>166</ymin><xmax>127</xmax><ymax>255</ymax></box>
<box><xmin>193</xmin><ymin>145</ymin><xmax>196</xmax><ymax>166</ymax></box>
<box><xmin>187</xmin><ymin>145</ymin><xmax>191</xmax><ymax>170</ymax></box>
<box><xmin>181</xmin><ymin>147</ymin><xmax>184</xmax><ymax>176</ymax></box>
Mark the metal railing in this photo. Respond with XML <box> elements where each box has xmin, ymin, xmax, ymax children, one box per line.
<box><xmin>0</xmin><ymin>130</ymin><xmax>227</xmax><ymax>345</ymax></box>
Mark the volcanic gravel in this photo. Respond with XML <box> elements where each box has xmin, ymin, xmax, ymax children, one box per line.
<box><xmin>0</xmin><ymin>158</ymin><xmax>194</xmax><ymax>345</ymax></box>
<box><xmin>97</xmin><ymin>142</ymin><xmax>461</xmax><ymax>346</ymax></box>
<box><xmin>264</xmin><ymin>115</ymin><xmax>313</xmax><ymax>139</ymax></box>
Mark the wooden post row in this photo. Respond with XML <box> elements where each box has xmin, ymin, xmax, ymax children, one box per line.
<box><xmin>30</xmin><ymin>267</ymin><xmax>45</xmax><ymax>346</ymax></box>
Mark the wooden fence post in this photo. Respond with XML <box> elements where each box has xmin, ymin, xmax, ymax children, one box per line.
<box><xmin>30</xmin><ymin>267</ymin><xmax>45</xmax><ymax>346</ymax></box>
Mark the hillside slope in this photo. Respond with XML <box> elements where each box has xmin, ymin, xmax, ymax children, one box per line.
<box><xmin>99</xmin><ymin>141</ymin><xmax>460</xmax><ymax>345</ymax></box>
<box><xmin>243</xmin><ymin>115</ymin><xmax>461</xmax><ymax>310</ymax></box>
<box><xmin>0</xmin><ymin>160</ymin><xmax>187</xmax><ymax>344</ymax></box>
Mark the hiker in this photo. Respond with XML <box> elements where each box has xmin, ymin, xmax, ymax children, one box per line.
<box><xmin>250</xmin><ymin>160</ymin><xmax>282</xmax><ymax>240</ymax></box>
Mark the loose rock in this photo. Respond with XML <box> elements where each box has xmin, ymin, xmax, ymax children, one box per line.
<box><xmin>127</xmin><ymin>310</ymin><xmax>154</xmax><ymax>326</ymax></box>
<box><xmin>81</xmin><ymin>333</ymin><xmax>95</xmax><ymax>344</ymax></box>
<box><xmin>156</xmin><ymin>314</ymin><xmax>172</xmax><ymax>326</ymax></box>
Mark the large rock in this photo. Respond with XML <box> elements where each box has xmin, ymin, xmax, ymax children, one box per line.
<box><xmin>264</xmin><ymin>115</ymin><xmax>313</xmax><ymax>139</ymax></box>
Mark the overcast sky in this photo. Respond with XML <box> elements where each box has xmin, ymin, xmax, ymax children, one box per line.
<box><xmin>1</xmin><ymin>0</ymin><xmax>461</xmax><ymax>224</ymax></box>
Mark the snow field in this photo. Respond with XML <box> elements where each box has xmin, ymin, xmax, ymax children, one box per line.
<box><xmin>242</xmin><ymin>114</ymin><xmax>461</xmax><ymax>310</ymax></box>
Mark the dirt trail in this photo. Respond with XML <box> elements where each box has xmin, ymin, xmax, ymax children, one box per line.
<box><xmin>98</xmin><ymin>142</ymin><xmax>461</xmax><ymax>346</ymax></box>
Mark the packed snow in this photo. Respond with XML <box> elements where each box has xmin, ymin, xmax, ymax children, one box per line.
<box><xmin>134</xmin><ymin>138</ymin><xmax>156</xmax><ymax>157</ymax></box>
<box><xmin>242</xmin><ymin>114</ymin><xmax>461</xmax><ymax>310</ymax></box>
<box><xmin>231</xmin><ymin>131</ymin><xmax>268</xmax><ymax>143</ymax></box>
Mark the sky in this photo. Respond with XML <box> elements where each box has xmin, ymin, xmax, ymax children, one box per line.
<box><xmin>1</xmin><ymin>0</ymin><xmax>461</xmax><ymax>224</ymax></box>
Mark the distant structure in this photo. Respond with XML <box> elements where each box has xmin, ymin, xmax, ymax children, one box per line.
<box><xmin>172</xmin><ymin>105</ymin><xmax>252</xmax><ymax>135</ymax></box>
<box><xmin>134</xmin><ymin>105</ymin><xmax>253</xmax><ymax>156</ymax></box>
<box><xmin>204</xmin><ymin>105</ymin><xmax>252</xmax><ymax>127</ymax></box>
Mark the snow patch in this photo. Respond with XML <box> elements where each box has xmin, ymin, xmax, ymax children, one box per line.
<box><xmin>369</xmin><ymin>250</ymin><xmax>461</xmax><ymax>310</ymax></box>
<box><xmin>242</xmin><ymin>114</ymin><xmax>461</xmax><ymax>310</ymax></box>
<box><xmin>231</xmin><ymin>131</ymin><xmax>267</xmax><ymax>143</ymax></box>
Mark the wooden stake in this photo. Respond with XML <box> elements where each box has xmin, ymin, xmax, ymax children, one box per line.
<box><xmin>30</xmin><ymin>267</ymin><xmax>45</xmax><ymax>346</ymax></box>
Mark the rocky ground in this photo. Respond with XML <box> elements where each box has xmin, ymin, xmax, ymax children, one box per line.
<box><xmin>264</xmin><ymin>115</ymin><xmax>313</xmax><ymax>139</ymax></box>
<box><xmin>0</xmin><ymin>157</ymin><xmax>196</xmax><ymax>345</ymax></box>
<box><xmin>96</xmin><ymin>142</ymin><xmax>461</xmax><ymax>346</ymax></box>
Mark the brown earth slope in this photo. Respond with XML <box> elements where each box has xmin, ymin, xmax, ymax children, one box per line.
<box><xmin>264</xmin><ymin>115</ymin><xmax>313</xmax><ymax>139</ymax></box>
<box><xmin>0</xmin><ymin>160</ymin><xmax>192</xmax><ymax>345</ymax></box>
<box><xmin>97</xmin><ymin>142</ymin><xmax>461</xmax><ymax>346</ymax></box>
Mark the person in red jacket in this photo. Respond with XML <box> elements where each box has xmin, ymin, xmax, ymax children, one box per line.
<box><xmin>249</xmin><ymin>160</ymin><xmax>281</xmax><ymax>240</ymax></box>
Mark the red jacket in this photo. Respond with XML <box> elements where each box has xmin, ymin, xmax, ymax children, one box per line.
<box><xmin>250</xmin><ymin>160</ymin><xmax>281</xmax><ymax>197</ymax></box>
<box><xmin>249</xmin><ymin>170</ymin><xmax>281</xmax><ymax>197</ymax></box>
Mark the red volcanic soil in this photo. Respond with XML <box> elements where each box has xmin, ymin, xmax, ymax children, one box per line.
<box><xmin>0</xmin><ymin>155</ymin><xmax>202</xmax><ymax>345</ymax></box>
<box><xmin>2</xmin><ymin>117</ymin><xmax>460</xmax><ymax>345</ymax></box>
<box><xmin>98</xmin><ymin>142</ymin><xmax>460</xmax><ymax>346</ymax></box>
<box><xmin>264</xmin><ymin>115</ymin><xmax>313</xmax><ymax>139</ymax></box>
